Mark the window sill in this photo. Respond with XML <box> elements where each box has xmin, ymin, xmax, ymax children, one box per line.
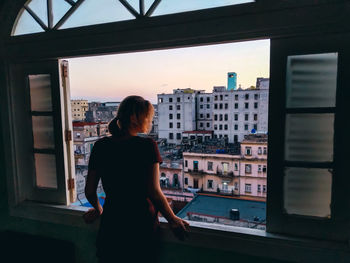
<box><xmin>9</xmin><ymin>201</ymin><xmax>350</xmax><ymax>263</ymax></box>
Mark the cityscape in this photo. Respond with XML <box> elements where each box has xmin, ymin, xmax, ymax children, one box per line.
<box><xmin>71</xmin><ymin>74</ymin><xmax>269</xmax><ymax>230</ymax></box>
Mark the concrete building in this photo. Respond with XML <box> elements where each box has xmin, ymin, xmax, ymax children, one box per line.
<box><xmin>158</xmin><ymin>88</ymin><xmax>203</xmax><ymax>144</ymax></box>
<box><xmin>158</xmin><ymin>79</ymin><xmax>269</xmax><ymax>144</ymax></box>
<box><xmin>85</xmin><ymin>102</ymin><xmax>118</xmax><ymax>122</ymax></box>
<box><xmin>183</xmin><ymin>134</ymin><xmax>267</xmax><ymax>201</ymax></box>
<box><xmin>71</xmin><ymin>99</ymin><xmax>88</xmax><ymax>121</ymax></box>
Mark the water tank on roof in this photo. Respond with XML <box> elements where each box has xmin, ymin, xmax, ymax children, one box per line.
<box><xmin>230</xmin><ymin>209</ymin><xmax>240</xmax><ymax>221</ymax></box>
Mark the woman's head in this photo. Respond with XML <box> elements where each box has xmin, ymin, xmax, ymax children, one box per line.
<box><xmin>108</xmin><ymin>96</ymin><xmax>154</xmax><ymax>136</ymax></box>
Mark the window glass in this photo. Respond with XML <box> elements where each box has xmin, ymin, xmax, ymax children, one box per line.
<box><xmin>12</xmin><ymin>9</ymin><xmax>45</xmax><ymax>35</ymax></box>
<box><xmin>285</xmin><ymin>114</ymin><xmax>334</xmax><ymax>162</ymax></box>
<box><xmin>32</xmin><ymin>116</ymin><xmax>55</xmax><ymax>149</ymax></box>
<box><xmin>34</xmin><ymin>153</ymin><xmax>58</xmax><ymax>189</ymax></box>
<box><xmin>284</xmin><ymin>167</ymin><xmax>332</xmax><ymax>218</ymax></box>
<box><xmin>27</xmin><ymin>0</ymin><xmax>48</xmax><ymax>26</ymax></box>
<box><xmin>29</xmin><ymin>75</ymin><xmax>53</xmax><ymax>111</ymax></box>
<box><xmin>286</xmin><ymin>53</ymin><xmax>338</xmax><ymax>108</ymax></box>
<box><xmin>52</xmin><ymin>0</ymin><xmax>72</xmax><ymax>26</ymax></box>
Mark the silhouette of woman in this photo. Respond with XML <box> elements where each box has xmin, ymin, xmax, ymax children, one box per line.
<box><xmin>83</xmin><ymin>96</ymin><xmax>189</xmax><ymax>263</ymax></box>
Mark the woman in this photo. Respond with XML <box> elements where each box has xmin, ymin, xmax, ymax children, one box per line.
<box><xmin>83</xmin><ymin>95</ymin><xmax>189</xmax><ymax>263</ymax></box>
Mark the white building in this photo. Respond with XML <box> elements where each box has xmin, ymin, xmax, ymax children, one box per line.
<box><xmin>157</xmin><ymin>78</ymin><xmax>269</xmax><ymax>144</ymax></box>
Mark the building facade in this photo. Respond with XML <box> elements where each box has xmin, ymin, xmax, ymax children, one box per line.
<box><xmin>183</xmin><ymin>134</ymin><xmax>267</xmax><ymax>200</ymax></box>
<box><xmin>71</xmin><ymin>99</ymin><xmax>88</xmax><ymax>121</ymax></box>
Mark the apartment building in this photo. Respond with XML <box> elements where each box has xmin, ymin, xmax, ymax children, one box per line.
<box><xmin>71</xmin><ymin>99</ymin><xmax>88</xmax><ymax>121</ymax></box>
<box><xmin>158</xmin><ymin>88</ymin><xmax>202</xmax><ymax>144</ymax></box>
<box><xmin>183</xmin><ymin>134</ymin><xmax>267</xmax><ymax>200</ymax></box>
<box><xmin>157</xmin><ymin>78</ymin><xmax>269</xmax><ymax>144</ymax></box>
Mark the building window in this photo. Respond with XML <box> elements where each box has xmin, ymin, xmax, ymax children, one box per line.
<box><xmin>214</xmin><ymin>125</ymin><xmax>217</xmax><ymax>130</ymax></box>
<box><xmin>254</xmin><ymin>94</ymin><xmax>259</xmax><ymax>100</ymax></box>
<box><xmin>169</xmin><ymin>133</ymin><xmax>173</xmax><ymax>139</ymax></box>
<box><xmin>177</xmin><ymin>113</ymin><xmax>181</xmax><ymax>119</ymax></box>
<box><xmin>169</xmin><ymin>105</ymin><xmax>173</xmax><ymax>110</ymax></box>
<box><xmin>258</xmin><ymin>184</ymin><xmax>261</xmax><ymax>192</ymax></box>
<box><xmin>185</xmin><ymin>160</ymin><xmax>188</xmax><ymax>167</ymax></box>
<box><xmin>206</xmin><ymin>113</ymin><xmax>210</xmax><ymax>118</ymax></box>
<box><xmin>214</xmin><ymin>95</ymin><xmax>218</xmax><ymax>101</ymax></box>
<box><xmin>224</xmin><ymin>124</ymin><xmax>228</xmax><ymax>130</ymax></box>
<box><xmin>207</xmin><ymin>97</ymin><xmax>210</xmax><ymax>102</ymax></box>
<box><xmin>219</xmin><ymin>114</ymin><xmax>223</xmax><ymax>121</ymax></box>
<box><xmin>245</xmin><ymin>94</ymin><xmax>249</xmax><ymax>100</ymax></box>
<box><xmin>235</xmin><ymin>103</ymin><xmax>238</xmax><ymax>109</ymax></box>
<box><xmin>225</xmin><ymin>103</ymin><xmax>228</xmax><ymax>109</ymax></box>
<box><xmin>176</xmin><ymin>133</ymin><xmax>181</xmax><ymax>140</ymax></box>
<box><xmin>245</xmin><ymin>102</ymin><xmax>249</xmax><ymax>109</ymax></box>
<box><xmin>235</xmin><ymin>94</ymin><xmax>238</xmax><ymax>100</ymax></box>
<box><xmin>263</xmin><ymin>147</ymin><xmax>267</xmax><ymax>154</ymax></box>
<box><xmin>258</xmin><ymin>165</ymin><xmax>262</xmax><ymax>173</ymax></box>
<box><xmin>234</xmin><ymin>124</ymin><xmax>238</xmax><ymax>130</ymax></box>
<box><xmin>220</xmin><ymin>95</ymin><xmax>223</xmax><ymax>100</ymax></box>
<box><xmin>245</xmin><ymin>147</ymin><xmax>252</xmax><ymax>156</ymax></box>
<box><xmin>234</xmin><ymin>163</ymin><xmax>238</xmax><ymax>171</ymax></box>
<box><xmin>184</xmin><ymin>178</ymin><xmax>188</xmax><ymax>185</ymax></box>
<box><xmin>193</xmin><ymin>161</ymin><xmax>199</xmax><ymax>171</ymax></box>
<box><xmin>263</xmin><ymin>185</ymin><xmax>266</xmax><ymax>193</ymax></box>
<box><xmin>200</xmin><ymin>97</ymin><xmax>203</xmax><ymax>102</ymax></box>
<box><xmin>245</xmin><ymin>164</ymin><xmax>252</xmax><ymax>174</ymax></box>
<box><xmin>214</xmin><ymin>104</ymin><xmax>218</xmax><ymax>109</ymax></box>
<box><xmin>244</xmin><ymin>124</ymin><xmax>248</xmax><ymax>130</ymax></box>
<box><xmin>224</xmin><ymin>114</ymin><xmax>228</xmax><ymax>121</ymax></box>
<box><xmin>200</xmin><ymin>104</ymin><xmax>203</xmax><ymax>109</ymax></box>
<box><xmin>200</xmin><ymin>122</ymin><xmax>203</xmax><ymax>128</ymax></box>
<box><xmin>219</xmin><ymin>124</ymin><xmax>223</xmax><ymax>130</ymax></box>
<box><xmin>208</xmin><ymin>180</ymin><xmax>213</xmax><ymax>189</ymax></box>
<box><xmin>169</xmin><ymin>123</ymin><xmax>173</xmax><ymax>128</ymax></box>
<box><xmin>177</xmin><ymin>105</ymin><xmax>181</xmax><ymax>110</ymax></box>
<box><xmin>254</xmin><ymin>114</ymin><xmax>258</xmax><ymax>121</ymax></box>
<box><xmin>208</xmin><ymin>161</ymin><xmax>213</xmax><ymax>171</ymax></box>
<box><xmin>254</xmin><ymin>124</ymin><xmax>258</xmax><ymax>130</ymax></box>
<box><xmin>245</xmin><ymin>184</ymin><xmax>252</xmax><ymax>193</ymax></box>
<box><xmin>206</xmin><ymin>104</ymin><xmax>210</xmax><ymax>109</ymax></box>
<box><xmin>245</xmin><ymin>114</ymin><xmax>249</xmax><ymax>121</ymax></box>
<box><xmin>169</xmin><ymin>98</ymin><xmax>173</xmax><ymax>102</ymax></box>
<box><xmin>214</xmin><ymin>114</ymin><xmax>218</xmax><ymax>121</ymax></box>
<box><xmin>234</xmin><ymin>182</ymin><xmax>238</xmax><ymax>190</ymax></box>
<box><xmin>177</xmin><ymin>122</ymin><xmax>181</xmax><ymax>128</ymax></box>
<box><xmin>234</xmin><ymin>114</ymin><xmax>238</xmax><ymax>121</ymax></box>
<box><xmin>206</xmin><ymin>122</ymin><xmax>210</xmax><ymax>128</ymax></box>
<box><xmin>177</xmin><ymin>97</ymin><xmax>180</xmax><ymax>102</ymax></box>
<box><xmin>200</xmin><ymin>113</ymin><xmax>203</xmax><ymax>119</ymax></box>
<box><xmin>219</xmin><ymin>103</ymin><xmax>223</xmax><ymax>109</ymax></box>
<box><xmin>254</xmin><ymin>102</ymin><xmax>258</xmax><ymax>109</ymax></box>
<box><xmin>258</xmin><ymin>147</ymin><xmax>262</xmax><ymax>155</ymax></box>
<box><xmin>169</xmin><ymin>113</ymin><xmax>173</xmax><ymax>119</ymax></box>
<box><xmin>263</xmin><ymin>165</ymin><xmax>267</xmax><ymax>173</ymax></box>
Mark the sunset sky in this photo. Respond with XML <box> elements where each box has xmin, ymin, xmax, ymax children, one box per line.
<box><xmin>67</xmin><ymin>39</ymin><xmax>270</xmax><ymax>104</ymax></box>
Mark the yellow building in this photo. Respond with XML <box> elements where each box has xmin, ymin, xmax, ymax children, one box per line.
<box><xmin>71</xmin><ymin>99</ymin><xmax>88</xmax><ymax>121</ymax></box>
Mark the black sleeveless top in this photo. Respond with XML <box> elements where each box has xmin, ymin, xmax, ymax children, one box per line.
<box><xmin>88</xmin><ymin>135</ymin><xmax>162</xmax><ymax>259</ymax></box>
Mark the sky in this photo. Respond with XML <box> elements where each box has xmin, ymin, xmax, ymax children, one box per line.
<box><xmin>67</xmin><ymin>39</ymin><xmax>270</xmax><ymax>104</ymax></box>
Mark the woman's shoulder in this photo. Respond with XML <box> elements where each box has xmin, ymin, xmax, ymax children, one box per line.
<box><xmin>94</xmin><ymin>136</ymin><xmax>113</xmax><ymax>148</ymax></box>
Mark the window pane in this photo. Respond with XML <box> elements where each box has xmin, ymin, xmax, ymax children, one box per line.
<box><xmin>32</xmin><ymin>116</ymin><xmax>55</xmax><ymax>149</ymax></box>
<box><xmin>27</xmin><ymin>0</ymin><xmax>48</xmax><ymax>27</ymax></box>
<box><xmin>52</xmin><ymin>0</ymin><xmax>72</xmax><ymax>26</ymax></box>
<box><xmin>34</xmin><ymin>153</ymin><xmax>58</xmax><ymax>189</ymax></box>
<box><xmin>60</xmin><ymin>0</ymin><xmax>135</xmax><ymax>29</ymax></box>
<box><xmin>286</xmin><ymin>53</ymin><xmax>338</xmax><ymax>108</ymax></box>
<box><xmin>128</xmin><ymin>0</ymin><xmax>139</xmax><ymax>12</ymax></box>
<box><xmin>28</xmin><ymin>74</ymin><xmax>52</xmax><ymax>111</ymax></box>
<box><xmin>12</xmin><ymin>8</ymin><xmax>45</xmax><ymax>36</ymax></box>
<box><xmin>284</xmin><ymin>167</ymin><xmax>332</xmax><ymax>218</ymax></box>
<box><xmin>285</xmin><ymin>114</ymin><xmax>334</xmax><ymax>162</ymax></box>
<box><xmin>152</xmin><ymin>0</ymin><xmax>255</xmax><ymax>16</ymax></box>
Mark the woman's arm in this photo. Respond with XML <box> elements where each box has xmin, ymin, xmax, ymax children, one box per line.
<box><xmin>84</xmin><ymin>170</ymin><xmax>103</xmax><ymax>223</ymax></box>
<box><xmin>147</xmin><ymin>163</ymin><xmax>190</xmax><ymax>240</ymax></box>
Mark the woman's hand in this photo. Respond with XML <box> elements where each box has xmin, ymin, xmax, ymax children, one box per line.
<box><xmin>168</xmin><ymin>216</ymin><xmax>190</xmax><ymax>241</ymax></box>
<box><xmin>83</xmin><ymin>205</ymin><xmax>103</xmax><ymax>224</ymax></box>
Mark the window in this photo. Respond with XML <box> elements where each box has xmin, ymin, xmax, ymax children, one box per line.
<box><xmin>220</xmin><ymin>95</ymin><xmax>223</xmax><ymax>100</ymax></box>
<box><xmin>200</xmin><ymin>97</ymin><xmax>203</xmax><ymax>102</ymax></box>
<box><xmin>245</xmin><ymin>94</ymin><xmax>249</xmax><ymax>100</ymax></box>
<box><xmin>169</xmin><ymin>105</ymin><xmax>173</xmax><ymax>110</ymax></box>
<box><xmin>258</xmin><ymin>165</ymin><xmax>262</xmax><ymax>173</ymax></box>
<box><xmin>263</xmin><ymin>165</ymin><xmax>267</xmax><ymax>173</ymax></box>
<box><xmin>244</xmin><ymin>124</ymin><xmax>248</xmax><ymax>130</ymax></box>
<box><xmin>263</xmin><ymin>185</ymin><xmax>266</xmax><ymax>193</ymax></box>
<box><xmin>263</xmin><ymin>147</ymin><xmax>267</xmax><ymax>155</ymax></box>
<box><xmin>245</xmin><ymin>114</ymin><xmax>249</xmax><ymax>121</ymax></box>
<box><xmin>206</xmin><ymin>122</ymin><xmax>210</xmax><ymax>128</ymax></box>
<box><xmin>245</xmin><ymin>184</ymin><xmax>252</xmax><ymax>193</ymax></box>
<box><xmin>234</xmin><ymin>114</ymin><xmax>238</xmax><ymax>121</ymax></box>
<box><xmin>206</xmin><ymin>104</ymin><xmax>210</xmax><ymax>109</ymax></box>
<box><xmin>245</xmin><ymin>102</ymin><xmax>249</xmax><ymax>109</ymax></box>
<box><xmin>219</xmin><ymin>124</ymin><xmax>222</xmax><ymax>130</ymax></box>
<box><xmin>234</xmin><ymin>103</ymin><xmax>238</xmax><ymax>109</ymax></box>
<box><xmin>208</xmin><ymin>180</ymin><xmax>213</xmax><ymax>189</ymax></box>
<box><xmin>235</xmin><ymin>94</ymin><xmax>238</xmax><ymax>100</ymax></box>
<box><xmin>208</xmin><ymin>162</ymin><xmax>213</xmax><ymax>171</ymax></box>
<box><xmin>254</xmin><ymin>102</ymin><xmax>258</xmax><ymax>109</ymax></box>
<box><xmin>225</xmin><ymin>103</ymin><xmax>228</xmax><ymax>109</ymax></box>
<box><xmin>177</xmin><ymin>113</ymin><xmax>181</xmax><ymax>119</ymax></box>
<box><xmin>224</xmin><ymin>124</ymin><xmax>228</xmax><ymax>130</ymax></box>
<box><xmin>234</xmin><ymin>124</ymin><xmax>238</xmax><ymax>130</ymax></box>
<box><xmin>169</xmin><ymin>98</ymin><xmax>173</xmax><ymax>102</ymax></box>
<box><xmin>184</xmin><ymin>178</ymin><xmax>188</xmax><ymax>185</ymax></box>
<box><xmin>214</xmin><ymin>104</ymin><xmax>218</xmax><ymax>109</ymax></box>
<box><xmin>214</xmin><ymin>114</ymin><xmax>218</xmax><ymax>121</ymax></box>
<box><xmin>219</xmin><ymin>103</ymin><xmax>223</xmax><ymax>109</ymax></box>
<box><xmin>253</xmin><ymin>124</ymin><xmax>257</xmax><ymax>130</ymax></box>
<box><xmin>177</xmin><ymin>97</ymin><xmax>180</xmax><ymax>102</ymax></box>
<box><xmin>185</xmin><ymin>160</ymin><xmax>188</xmax><ymax>167</ymax></box>
<box><xmin>207</xmin><ymin>97</ymin><xmax>210</xmax><ymax>102</ymax></box>
<box><xmin>245</xmin><ymin>164</ymin><xmax>252</xmax><ymax>174</ymax></box>
<box><xmin>177</xmin><ymin>105</ymin><xmax>181</xmax><ymax>110</ymax></box>
<box><xmin>234</xmin><ymin>163</ymin><xmax>238</xmax><ymax>171</ymax></box>
<box><xmin>254</xmin><ymin>114</ymin><xmax>258</xmax><ymax>121</ymax></box>
<box><xmin>258</xmin><ymin>147</ymin><xmax>262</xmax><ymax>155</ymax></box>
<box><xmin>224</xmin><ymin>114</ymin><xmax>228</xmax><ymax>121</ymax></box>
<box><xmin>206</xmin><ymin>113</ymin><xmax>210</xmax><ymax>118</ymax></box>
<box><xmin>193</xmin><ymin>161</ymin><xmax>199</xmax><ymax>171</ymax></box>
<box><xmin>258</xmin><ymin>184</ymin><xmax>261</xmax><ymax>192</ymax></box>
<box><xmin>214</xmin><ymin>95</ymin><xmax>218</xmax><ymax>101</ymax></box>
<box><xmin>169</xmin><ymin>133</ymin><xmax>173</xmax><ymax>139</ymax></box>
<box><xmin>245</xmin><ymin>147</ymin><xmax>252</xmax><ymax>156</ymax></box>
<box><xmin>214</xmin><ymin>125</ymin><xmax>217</xmax><ymax>130</ymax></box>
<box><xmin>169</xmin><ymin>113</ymin><xmax>173</xmax><ymax>119</ymax></box>
<box><xmin>200</xmin><ymin>122</ymin><xmax>203</xmax><ymax>128</ymax></box>
<box><xmin>169</xmin><ymin>122</ymin><xmax>173</xmax><ymax>128</ymax></box>
<box><xmin>176</xmin><ymin>133</ymin><xmax>181</xmax><ymax>140</ymax></box>
<box><xmin>254</xmin><ymin>94</ymin><xmax>259</xmax><ymax>100</ymax></box>
<box><xmin>219</xmin><ymin>114</ymin><xmax>223</xmax><ymax>121</ymax></box>
<box><xmin>177</xmin><ymin>122</ymin><xmax>181</xmax><ymax>128</ymax></box>
<box><xmin>234</xmin><ymin>182</ymin><xmax>238</xmax><ymax>190</ymax></box>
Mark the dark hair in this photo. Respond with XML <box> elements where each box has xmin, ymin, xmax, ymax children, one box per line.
<box><xmin>108</xmin><ymin>96</ymin><xmax>154</xmax><ymax>137</ymax></box>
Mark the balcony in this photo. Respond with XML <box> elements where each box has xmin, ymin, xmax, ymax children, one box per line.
<box><xmin>216</xmin><ymin>170</ymin><xmax>234</xmax><ymax>179</ymax></box>
<box><xmin>187</xmin><ymin>169</ymin><xmax>205</xmax><ymax>176</ymax></box>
